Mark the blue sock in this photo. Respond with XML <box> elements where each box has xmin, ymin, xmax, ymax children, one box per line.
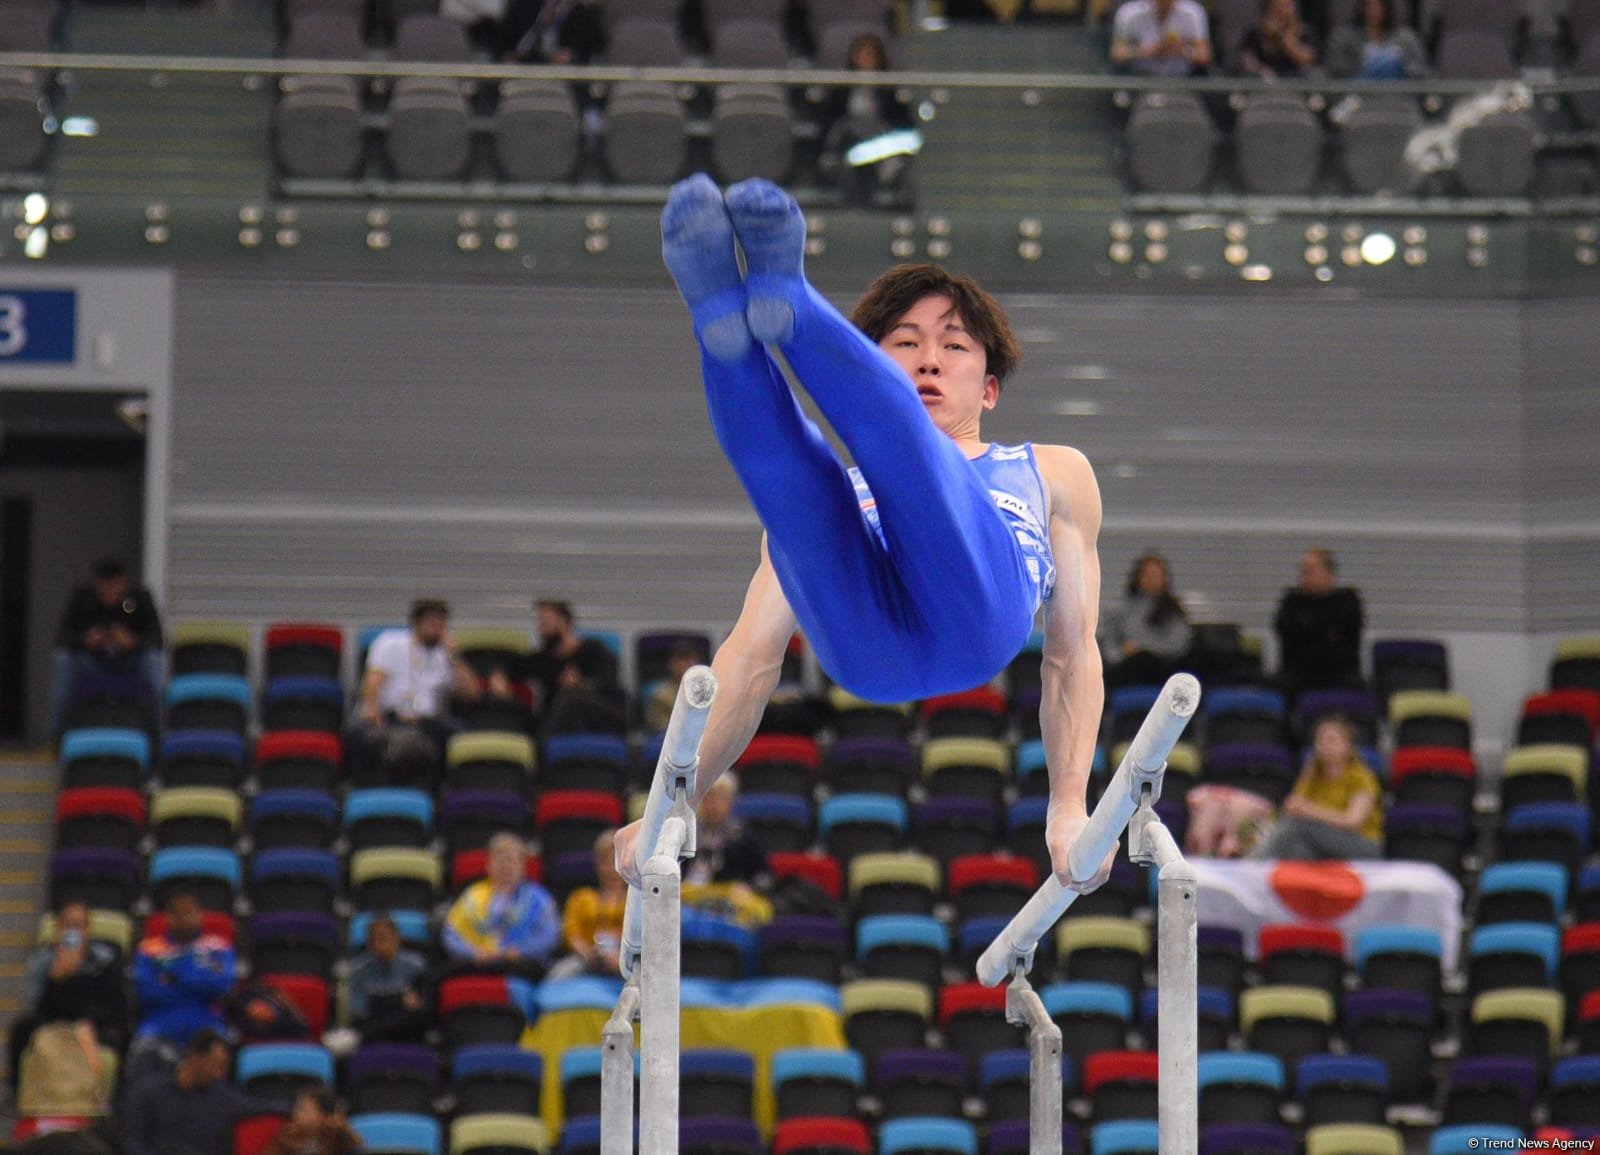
<box><xmin>724</xmin><ymin>179</ymin><xmax>807</xmax><ymax>346</ymax></box>
<box><xmin>661</xmin><ymin>174</ymin><xmax>751</xmax><ymax>362</ymax></box>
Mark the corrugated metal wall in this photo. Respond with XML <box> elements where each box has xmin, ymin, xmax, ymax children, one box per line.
<box><xmin>167</xmin><ymin>275</ymin><xmax>1582</xmax><ymax>643</ymax></box>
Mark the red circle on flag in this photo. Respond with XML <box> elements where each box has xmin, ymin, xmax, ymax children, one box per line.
<box><xmin>1269</xmin><ymin>861</ymin><xmax>1365</xmax><ymax>921</ymax></box>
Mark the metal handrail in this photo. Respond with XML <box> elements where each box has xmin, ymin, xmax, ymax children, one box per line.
<box><xmin>2</xmin><ymin>50</ymin><xmax>1598</xmax><ymax>96</ymax></box>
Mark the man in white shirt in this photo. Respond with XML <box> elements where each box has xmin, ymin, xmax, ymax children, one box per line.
<box><xmin>1111</xmin><ymin>0</ymin><xmax>1213</xmax><ymax>76</ymax></box>
<box><xmin>357</xmin><ymin>599</ymin><xmax>480</xmax><ymax>760</ymax></box>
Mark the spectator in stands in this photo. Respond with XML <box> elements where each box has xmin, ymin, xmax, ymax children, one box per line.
<box><xmin>1325</xmin><ymin>0</ymin><xmax>1428</xmax><ymax>78</ymax></box>
<box><xmin>1253</xmin><ymin>715</ymin><xmax>1383</xmax><ymax>860</ymax></box>
<box><xmin>131</xmin><ymin>890</ymin><xmax>236</xmax><ymax>1055</ymax></box>
<box><xmin>644</xmin><ymin>640</ymin><xmax>702</xmax><ymax>733</ymax></box>
<box><xmin>121</xmin><ymin>1029</ymin><xmax>259</xmax><ymax>1155</ymax></box>
<box><xmin>1273</xmin><ymin>547</ymin><xmax>1365</xmax><ymax>704</ymax></box>
<box><xmin>49</xmin><ymin>557</ymin><xmax>164</xmax><ymax>736</ymax></box>
<box><xmin>6</xmin><ymin>901</ymin><xmax>128</xmax><ymax>1100</ymax></box>
<box><xmin>357</xmin><ymin>599</ymin><xmax>481</xmax><ymax>762</ymax></box>
<box><xmin>344</xmin><ymin>913</ymin><xmax>430</xmax><ymax>1047</ymax></box>
<box><xmin>266</xmin><ymin>1086</ymin><xmax>360</xmax><ymax>1155</ymax></box>
<box><xmin>688</xmin><ymin>776</ymin><xmax>767</xmax><ymax>888</ymax></box>
<box><xmin>1110</xmin><ymin>0</ymin><xmax>1214</xmax><ymax>76</ymax></box>
<box><xmin>820</xmin><ymin>33</ymin><xmax>916</xmax><ymax>208</ymax></box>
<box><xmin>551</xmin><ymin>829</ymin><xmax>627</xmax><ymax>979</ymax></box>
<box><xmin>1099</xmin><ymin>553</ymin><xmax>1192</xmax><ymax>690</ymax></box>
<box><xmin>506</xmin><ymin>599</ymin><xmax>626</xmax><ymax>737</ymax></box>
<box><xmin>1235</xmin><ymin>0</ymin><xmax>1319</xmax><ymax>77</ymax></box>
<box><xmin>504</xmin><ymin>0</ymin><xmax>606</xmax><ymax>63</ymax></box>
<box><xmin>442</xmin><ymin>832</ymin><xmax>561</xmax><ymax>978</ymax></box>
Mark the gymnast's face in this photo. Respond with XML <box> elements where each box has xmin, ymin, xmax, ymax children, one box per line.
<box><xmin>879</xmin><ymin>294</ymin><xmax>1000</xmax><ymax>439</ymax></box>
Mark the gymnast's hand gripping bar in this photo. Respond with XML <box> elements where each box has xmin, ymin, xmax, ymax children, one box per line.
<box><xmin>976</xmin><ymin>672</ymin><xmax>1201</xmax><ymax>988</ymax></box>
<box><xmin>620</xmin><ymin>665</ymin><xmax>717</xmax><ymax>978</ymax></box>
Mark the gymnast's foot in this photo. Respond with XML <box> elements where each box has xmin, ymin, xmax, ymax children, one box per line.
<box><xmin>661</xmin><ymin>173</ymin><xmax>751</xmax><ymax>362</ymax></box>
<box><xmin>724</xmin><ymin>178</ymin><xmax>806</xmax><ymax>346</ymax></box>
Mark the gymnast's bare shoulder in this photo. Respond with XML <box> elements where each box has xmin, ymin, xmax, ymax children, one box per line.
<box><xmin>1030</xmin><ymin>443</ymin><xmax>1101</xmax><ymax>537</ymax></box>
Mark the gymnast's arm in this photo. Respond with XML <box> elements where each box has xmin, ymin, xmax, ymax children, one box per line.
<box><xmin>1035</xmin><ymin>444</ymin><xmax>1114</xmax><ymax>891</ymax></box>
<box><xmin>614</xmin><ymin>536</ymin><xmax>798</xmax><ymax>884</ymax></box>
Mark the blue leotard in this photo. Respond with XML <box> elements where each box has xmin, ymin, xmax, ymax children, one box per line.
<box><xmin>696</xmin><ymin>280</ymin><xmax>1054</xmax><ymax>703</ymax></box>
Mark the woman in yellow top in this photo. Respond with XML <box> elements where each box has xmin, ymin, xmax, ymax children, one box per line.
<box><xmin>1253</xmin><ymin>716</ymin><xmax>1384</xmax><ymax>861</ymax></box>
<box><xmin>553</xmin><ymin>829</ymin><xmax>628</xmax><ymax>978</ymax></box>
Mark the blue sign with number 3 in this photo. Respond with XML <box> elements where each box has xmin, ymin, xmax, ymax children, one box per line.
<box><xmin>0</xmin><ymin>290</ymin><xmax>77</xmax><ymax>363</ymax></box>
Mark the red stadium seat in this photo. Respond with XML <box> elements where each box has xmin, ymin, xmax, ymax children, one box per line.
<box><xmin>142</xmin><ymin>910</ymin><xmax>236</xmax><ymax>944</ymax></box>
<box><xmin>735</xmin><ymin>734</ymin><xmax>822</xmax><ymax>797</ymax></box>
<box><xmin>920</xmin><ymin>688</ymin><xmax>1008</xmax><ymax>739</ymax></box>
<box><xmin>1083</xmin><ymin>1051</ymin><xmax>1160</xmax><ymax>1122</ymax></box>
<box><xmin>54</xmin><ymin>787</ymin><xmax>147</xmax><ymax>852</ymax></box>
<box><xmin>946</xmin><ymin>854</ymin><xmax>1038</xmax><ymax>920</ymax></box>
<box><xmin>264</xmin><ymin>623</ymin><xmax>344</xmax><ymax>681</ymax></box>
<box><xmin>773</xmin><ymin>1116</ymin><xmax>871</xmax><ymax>1155</ymax></box>
<box><xmin>937</xmin><ymin>981</ymin><xmax>1021</xmax><ymax>1069</ymax></box>
<box><xmin>768</xmin><ymin>852</ymin><xmax>843</xmax><ymax>901</ymax></box>
<box><xmin>450</xmin><ymin>847</ymin><xmax>544</xmax><ymax>892</ymax></box>
<box><xmin>1258</xmin><ymin>925</ymin><xmax>1345</xmax><ymax>998</ymax></box>
<box><xmin>257</xmin><ymin>973</ymin><xmax>330</xmax><ymax>1037</ymax></box>
<box><xmin>254</xmin><ymin>731</ymin><xmax>344</xmax><ymax>793</ymax></box>
<box><xmin>534</xmin><ymin>791</ymin><xmax>625</xmax><ymax>859</ymax></box>
<box><xmin>437</xmin><ymin>974</ymin><xmax>524</xmax><ymax>1049</ymax></box>
<box><xmin>1389</xmin><ymin>747</ymin><xmax>1476</xmax><ymax>809</ymax></box>
<box><xmin>235</xmin><ymin>1115</ymin><xmax>288</xmax><ymax>1155</ymax></box>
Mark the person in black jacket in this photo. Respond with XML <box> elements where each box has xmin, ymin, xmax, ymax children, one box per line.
<box><xmin>1274</xmin><ymin>548</ymin><xmax>1365</xmax><ymax>705</ymax></box>
<box><xmin>821</xmin><ymin>33</ymin><xmax>916</xmax><ymax>207</ymax></box>
<box><xmin>7</xmin><ymin>902</ymin><xmax>129</xmax><ymax>1098</ymax></box>
<box><xmin>49</xmin><ymin>557</ymin><xmax>164</xmax><ymax>736</ymax></box>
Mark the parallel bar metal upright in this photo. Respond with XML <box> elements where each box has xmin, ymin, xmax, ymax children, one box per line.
<box><xmin>977</xmin><ymin>673</ymin><xmax>1201</xmax><ymax>1155</ymax></box>
<box><xmin>602</xmin><ymin>666</ymin><xmax>717</xmax><ymax>1155</ymax></box>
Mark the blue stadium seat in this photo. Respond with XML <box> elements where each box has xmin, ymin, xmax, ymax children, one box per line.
<box><xmin>680</xmin><ymin>1049</ymin><xmax>757</xmax><ymax>1121</ymax></box>
<box><xmin>349</xmin><ymin>909</ymin><xmax>431</xmax><ymax>950</ymax></box>
<box><xmin>770</xmin><ymin>1047</ymin><xmax>865</xmax><ymax>1121</ymax></box>
<box><xmin>251</xmin><ymin>848</ymin><xmax>340</xmax><ymax>915</ymax></box>
<box><xmin>61</xmin><ymin>727</ymin><xmax>150</xmax><ymax>790</ymax></box>
<box><xmin>1090</xmin><ymin>1119</ymin><xmax>1160</xmax><ymax>1155</ymax></box>
<box><xmin>350</xmin><ymin>1113</ymin><xmax>442</xmax><ymax>1155</ymax></box>
<box><xmin>262</xmin><ymin>675</ymin><xmax>345</xmax><ymax>734</ymax></box>
<box><xmin>344</xmin><ymin>788</ymin><xmax>434</xmax><ymax>850</ymax></box>
<box><xmin>878</xmin><ymin>1118</ymin><xmax>977</xmax><ymax>1155</ymax></box>
<box><xmin>166</xmin><ymin>674</ymin><xmax>252</xmax><ymax>733</ymax></box>
<box><xmin>237</xmin><ymin>1042</ymin><xmax>335</xmax><ymax>1107</ymax></box>
<box><xmin>734</xmin><ymin>793</ymin><xmax>814</xmax><ymax>854</ymax></box>
<box><xmin>1549</xmin><ymin>1055</ymin><xmax>1600</xmax><ymax>1127</ymax></box>
<box><xmin>158</xmin><ymin>730</ymin><xmax>247</xmax><ymax>789</ymax></box>
<box><xmin>1478</xmin><ymin>861</ymin><xmax>1569</xmax><ymax>925</ymax></box>
<box><xmin>682</xmin><ymin>916</ymin><xmax>758</xmax><ymax>980</ymax></box>
<box><xmin>1198</xmin><ymin>1122</ymin><xmax>1295</xmax><ymax>1155</ymax></box>
<box><xmin>857</xmin><ymin>914</ymin><xmax>949</xmax><ymax>991</ymax></box>
<box><xmin>249</xmin><ymin>789</ymin><xmax>338</xmax><ymax>851</ymax></box>
<box><xmin>1354</xmin><ymin>924</ymin><xmax>1443</xmax><ymax>1002</ymax></box>
<box><xmin>149</xmin><ymin>846</ymin><xmax>241</xmax><ymax>911</ymax></box>
<box><xmin>1140</xmin><ymin>985</ymin><xmax>1234</xmax><ymax>1052</ymax></box>
<box><xmin>1467</xmin><ymin>922</ymin><xmax>1560</xmax><ymax>994</ymax></box>
<box><xmin>1297</xmin><ymin>1054</ymin><xmax>1390</xmax><ymax>1127</ymax></box>
<box><xmin>1430</xmin><ymin>1125</ymin><xmax>1522</xmax><ymax>1154</ymax></box>
<box><xmin>1197</xmin><ymin>1052</ymin><xmax>1284</xmax><ymax>1127</ymax></box>
<box><xmin>451</xmin><ymin>1044</ymin><xmax>542</xmax><ymax>1117</ymax></box>
<box><xmin>1503</xmin><ymin>802</ymin><xmax>1591</xmax><ymax>880</ymax></box>
<box><xmin>819</xmin><ymin>794</ymin><xmax>907</xmax><ymax>862</ymax></box>
<box><xmin>979</xmin><ymin>1049</ymin><xmax>1076</xmax><ymax>1123</ymax></box>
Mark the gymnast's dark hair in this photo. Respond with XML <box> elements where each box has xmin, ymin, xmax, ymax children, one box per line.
<box><xmin>851</xmin><ymin>264</ymin><xmax>1023</xmax><ymax>386</ymax></box>
<box><xmin>1126</xmin><ymin>553</ymin><xmax>1186</xmax><ymax>630</ymax></box>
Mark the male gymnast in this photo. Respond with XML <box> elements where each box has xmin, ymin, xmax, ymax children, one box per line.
<box><xmin>617</xmin><ymin>175</ymin><xmax>1112</xmax><ymax>894</ymax></box>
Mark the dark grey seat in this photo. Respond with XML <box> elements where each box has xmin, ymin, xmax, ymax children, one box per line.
<box><xmin>705</xmin><ymin>0</ymin><xmax>785</xmax><ymax>32</ymax></box>
<box><xmin>0</xmin><ymin>73</ymin><xmax>44</xmax><ymax>171</ymax></box>
<box><xmin>492</xmin><ymin>79</ymin><xmax>581</xmax><ymax>181</ymax></box>
<box><xmin>600</xmin><ymin>0</ymin><xmax>679</xmax><ymax>22</ymax></box>
<box><xmin>1572</xmin><ymin>35</ymin><xmax>1600</xmax><ymax>127</ymax></box>
<box><xmin>1436</xmin><ymin>29</ymin><xmax>1519</xmax><ymax>77</ymax></box>
<box><xmin>1211</xmin><ymin>0</ymin><xmax>1261</xmax><ymax>72</ymax></box>
<box><xmin>284</xmin><ymin>0</ymin><xmax>366</xmax><ymax>41</ymax></box>
<box><xmin>386</xmin><ymin>76</ymin><xmax>471</xmax><ymax>179</ymax></box>
<box><xmin>711</xmin><ymin>19</ymin><xmax>789</xmax><ymax>68</ymax></box>
<box><xmin>1455</xmin><ymin>109</ymin><xmax>1537</xmax><ymax>196</ymax></box>
<box><xmin>603</xmin><ymin>82</ymin><xmax>687</xmax><ymax>183</ymax></box>
<box><xmin>273</xmin><ymin>76</ymin><xmax>364</xmax><ymax>178</ymax></box>
<box><xmin>711</xmin><ymin>83</ymin><xmax>794</xmax><ymax>183</ymax></box>
<box><xmin>816</xmin><ymin>21</ymin><xmax>889</xmax><ymax>68</ymax></box>
<box><xmin>1235</xmin><ymin>93</ymin><xmax>1323</xmax><ymax>195</ymax></box>
<box><xmin>808</xmin><ymin>0</ymin><xmax>892</xmax><ymax>31</ymax></box>
<box><xmin>0</xmin><ymin>4</ymin><xmax>50</xmax><ymax>52</ymax></box>
<box><xmin>391</xmin><ymin>12</ymin><xmax>470</xmax><ymax>61</ymax></box>
<box><xmin>1125</xmin><ymin>91</ymin><xmax>1217</xmax><ymax>193</ymax></box>
<box><xmin>605</xmin><ymin>18</ymin><xmax>685</xmax><ymax>66</ymax></box>
<box><xmin>1339</xmin><ymin>96</ymin><xmax>1424</xmax><ymax>194</ymax></box>
<box><xmin>284</xmin><ymin>10</ymin><xmax>365</xmax><ymax>59</ymax></box>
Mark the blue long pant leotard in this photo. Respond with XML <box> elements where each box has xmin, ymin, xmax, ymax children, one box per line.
<box><xmin>667</xmin><ymin>179</ymin><xmax>1038</xmax><ymax>702</ymax></box>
